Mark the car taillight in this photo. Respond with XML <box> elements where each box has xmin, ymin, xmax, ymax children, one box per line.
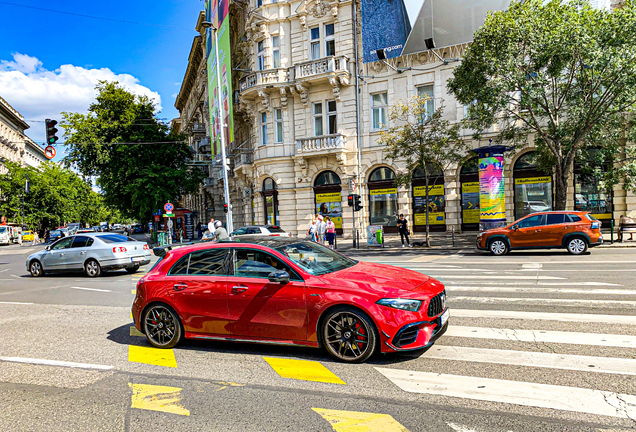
<box><xmin>112</xmin><ymin>246</ymin><xmax>127</xmax><ymax>253</ymax></box>
<box><xmin>143</xmin><ymin>244</ymin><xmax>149</xmax><ymax>250</ymax></box>
<box><xmin>270</xmin><ymin>234</ymin><xmax>280</xmax><ymax>236</ymax></box>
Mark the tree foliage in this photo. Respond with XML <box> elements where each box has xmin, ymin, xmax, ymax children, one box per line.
<box><xmin>61</xmin><ymin>81</ymin><xmax>204</xmax><ymax>222</ymax></box>
<box><xmin>447</xmin><ymin>0</ymin><xmax>636</xmax><ymax>209</ymax></box>
<box><xmin>0</xmin><ymin>161</ymin><xmax>123</xmax><ymax>229</ymax></box>
<box><xmin>378</xmin><ymin>96</ymin><xmax>469</xmax><ymax>245</ymax></box>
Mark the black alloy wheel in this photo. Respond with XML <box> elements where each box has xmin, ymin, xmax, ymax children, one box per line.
<box><xmin>322</xmin><ymin>307</ymin><xmax>377</xmax><ymax>363</ymax></box>
<box><xmin>29</xmin><ymin>260</ymin><xmax>43</xmax><ymax>277</ymax></box>
<box><xmin>143</xmin><ymin>304</ymin><xmax>183</xmax><ymax>349</ymax></box>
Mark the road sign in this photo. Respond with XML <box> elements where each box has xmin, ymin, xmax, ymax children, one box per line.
<box><xmin>154</xmin><ymin>215</ymin><xmax>160</xmax><ymax>222</ymax></box>
<box><xmin>349</xmin><ymin>178</ymin><xmax>356</xmax><ymax>191</ymax></box>
<box><xmin>164</xmin><ymin>202</ymin><xmax>174</xmax><ymax>212</ymax></box>
<box><xmin>44</xmin><ymin>146</ymin><xmax>56</xmax><ymax>159</ymax></box>
<box><xmin>163</xmin><ymin>213</ymin><xmax>175</xmax><ymax>217</ymax></box>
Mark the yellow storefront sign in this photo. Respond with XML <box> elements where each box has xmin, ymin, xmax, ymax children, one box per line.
<box><xmin>591</xmin><ymin>213</ymin><xmax>612</xmax><ymax>220</ymax></box>
<box><xmin>463</xmin><ymin>209</ymin><xmax>480</xmax><ymax>224</ymax></box>
<box><xmin>316</xmin><ymin>192</ymin><xmax>342</xmax><ymax>203</ymax></box>
<box><xmin>515</xmin><ymin>176</ymin><xmax>552</xmax><ymax>185</ymax></box>
<box><xmin>413</xmin><ymin>185</ymin><xmax>444</xmax><ymax>196</ymax></box>
<box><xmin>370</xmin><ymin>188</ymin><xmax>398</xmax><ymax>196</ymax></box>
<box><xmin>414</xmin><ymin>212</ymin><xmax>445</xmax><ymax>225</ymax></box>
<box><xmin>462</xmin><ymin>182</ymin><xmax>479</xmax><ymax>193</ymax></box>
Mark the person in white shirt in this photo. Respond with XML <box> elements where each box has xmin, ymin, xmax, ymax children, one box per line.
<box><xmin>315</xmin><ymin>214</ymin><xmax>326</xmax><ymax>244</ymax></box>
<box><xmin>207</xmin><ymin>218</ymin><xmax>215</xmax><ymax>235</ymax></box>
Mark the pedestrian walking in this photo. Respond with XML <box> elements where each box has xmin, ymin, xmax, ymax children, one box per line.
<box><xmin>197</xmin><ymin>223</ymin><xmax>203</xmax><ymax>239</ymax></box>
<box><xmin>17</xmin><ymin>230</ymin><xmax>23</xmax><ymax>246</ymax></box>
<box><xmin>325</xmin><ymin>216</ymin><xmax>336</xmax><ymax>249</ymax></box>
<box><xmin>33</xmin><ymin>230</ymin><xmax>39</xmax><ymax>246</ymax></box>
<box><xmin>44</xmin><ymin>228</ymin><xmax>50</xmax><ymax>244</ymax></box>
<box><xmin>315</xmin><ymin>214</ymin><xmax>326</xmax><ymax>244</ymax></box>
<box><xmin>307</xmin><ymin>218</ymin><xmax>318</xmax><ymax>242</ymax></box>
<box><xmin>397</xmin><ymin>214</ymin><xmax>412</xmax><ymax>247</ymax></box>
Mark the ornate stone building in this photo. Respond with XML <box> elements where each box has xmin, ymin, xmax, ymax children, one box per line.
<box><xmin>0</xmin><ymin>96</ymin><xmax>46</xmax><ymax>174</ymax></box>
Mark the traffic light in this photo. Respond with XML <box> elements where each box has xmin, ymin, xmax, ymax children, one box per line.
<box><xmin>347</xmin><ymin>194</ymin><xmax>354</xmax><ymax>207</ymax></box>
<box><xmin>353</xmin><ymin>194</ymin><xmax>362</xmax><ymax>212</ymax></box>
<box><xmin>45</xmin><ymin>119</ymin><xmax>59</xmax><ymax>145</ymax></box>
<box><xmin>223</xmin><ymin>203</ymin><xmax>228</xmax><ymax>213</ymax></box>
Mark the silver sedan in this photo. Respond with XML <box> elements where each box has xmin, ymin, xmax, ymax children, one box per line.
<box><xmin>26</xmin><ymin>233</ymin><xmax>152</xmax><ymax>278</ymax></box>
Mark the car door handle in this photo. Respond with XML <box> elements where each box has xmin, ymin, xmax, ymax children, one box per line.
<box><xmin>231</xmin><ymin>285</ymin><xmax>248</xmax><ymax>294</ymax></box>
<box><xmin>60</xmin><ymin>253</ymin><xmax>66</xmax><ymax>256</ymax></box>
<box><xmin>173</xmin><ymin>283</ymin><xmax>187</xmax><ymax>291</ymax></box>
<box><xmin>81</xmin><ymin>251</ymin><xmax>87</xmax><ymax>255</ymax></box>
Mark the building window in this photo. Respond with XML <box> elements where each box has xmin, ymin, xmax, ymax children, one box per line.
<box><xmin>272</xmin><ymin>36</ymin><xmax>280</xmax><ymax>68</ymax></box>
<box><xmin>257</xmin><ymin>41</ymin><xmax>265</xmax><ymax>71</ymax></box>
<box><xmin>260</xmin><ymin>112</ymin><xmax>267</xmax><ymax>145</ymax></box>
<box><xmin>327</xmin><ymin>100</ymin><xmax>337</xmax><ymax>134</ymax></box>
<box><xmin>310</xmin><ymin>27</ymin><xmax>320</xmax><ymax>60</ymax></box>
<box><xmin>313</xmin><ymin>102</ymin><xmax>323</xmax><ymax>136</ymax></box>
<box><xmin>371</xmin><ymin>92</ymin><xmax>388</xmax><ymax>131</ymax></box>
<box><xmin>417</xmin><ymin>85</ymin><xmax>435</xmax><ymax>120</ymax></box>
<box><xmin>325</xmin><ymin>23</ymin><xmax>335</xmax><ymax>56</ymax></box>
<box><xmin>274</xmin><ymin>108</ymin><xmax>283</xmax><ymax>143</ymax></box>
<box><xmin>263</xmin><ymin>178</ymin><xmax>279</xmax><ymax>225</ymax></box>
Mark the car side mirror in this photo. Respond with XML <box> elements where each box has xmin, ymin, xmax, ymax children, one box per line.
<box><xmin>45</xmin><ymin>245</ymin><xmax>51</xmax><ymax>251</ymax></box>
<box><xmin>510</xmin><ymin>226</ymin><xmax>518</xmax><ymax>231</ymax></box>
<box><xmin>268</xmin><ymin>270</ymin><xmax>289</xmax><ymax>284</ymax></box>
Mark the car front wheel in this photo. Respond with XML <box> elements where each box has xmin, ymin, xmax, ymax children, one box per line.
<box><xmin>84</xmin><ymin>259</ymin><xmax>102</xmax><ymax>277</ymax></box>
<box><xmin>143</xmin><ymin>304</ymin><xmax>183</xmax><ymax>349</ymax></box>
<box><xmin>322</xmin><ymin>307</ymin><xmax>377</xmax><ymax>363</ymax></box>
<box><xmin>489</xmin><ymin>239</ymin><xmax>509</xmax><ymax>256</ymax></box>
<box><xmin>567</xmin><ymin>237</ymin><xmax>588</xmax><ymax>255</ymax></box>
<box><xmin>29</xmin><ymin>260</ymin><xmax>43</xmax><ymax>277</ymax></box>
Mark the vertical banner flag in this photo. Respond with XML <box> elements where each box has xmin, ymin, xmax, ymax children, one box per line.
<box><xmin>361</xmin><ymin>0</ymin><xmax>412</xmax><ymax>63</ymax></box>
<box><xmin>206</xmin><ymin>0</ymin><xmax>234</xmax><ymax>155</ymax></box>
<box><xmin>478</xmin><ymin>155</ymin><xmax>506</xmax><ymax>222</ymax></box>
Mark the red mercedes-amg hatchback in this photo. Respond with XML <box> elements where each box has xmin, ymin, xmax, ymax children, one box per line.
<box><xmin>132</xmin><ymin>237</ymin><xmax>448</xmax><ymax>363</ymax></box>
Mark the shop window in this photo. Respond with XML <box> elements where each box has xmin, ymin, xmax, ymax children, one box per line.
<box><xmin>513</xmin><ymin>151</ymin><xmax>553</xmax><ymax>220</ymax></box>
<box><xmin>314</xmin><ymin>171</ymin><xmax>343</xmax><ymax>234</ymax></box>
<box><xmin>412</xmin><ymin>164</ymin><xmax>445</xmax><ymax>232</ymax></box>
<box><xmin>368</xmin><ymin>167</ymin><xmax>398</xmax><ymax>232</ymax></box>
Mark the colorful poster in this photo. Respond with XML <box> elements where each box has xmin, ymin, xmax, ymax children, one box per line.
<box><xmin>366</xmin><ymin>225</ymin><xmax>384</xmax><ymax>247</ymax></box>
<box><xmin>413</xmin><ymin>184</ymin><xmax>445</xmax><ymax>225</ymax></box>
<box><xmin>479</xmin><ymin>156</ymin><xmax>506</xmax><ymax>221</ymax></box>
<box><xmin>462</xmin><ymin>181</ymin><xmax>480</xmax><ymax>224</ymax></box>
<box><xmin>206</xmin><ymin>0</ymin><xmax>234</xmax><ymax>155</ymax></box>
<box><xmin>361</xmin><ymin>0</ymin><xmax>412</xmax><ymax>63</ymax></box>
<box><xmin>315</xmin><ymin>192</ymin><xmax>343</xmax><ymax>229</ymax></box>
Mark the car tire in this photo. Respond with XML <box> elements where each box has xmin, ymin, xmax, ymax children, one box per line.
<box><xmin>143</xmin><ymin>303</ymin><xmax>183</xmax><ymax>349</ymax></box>
<box><xmin>29</xmin><ymin>260</ymin><xmax>44</xmax><ymax>277</ymax></box>
<box><xmin>567</xmin><ymin>237</ymin><xmax>588</xmax><ymax>255</ymax></box>
<box><xmin>126</xmin><ymin>264</ymin><xmax>140</xmax><ymax>274</ymax></box>
<box><xmin>84</xmin><ymin>259</ymin><xmax>102</xmax><ymax>278</ymax></box>
<box><xmin>321</xmin><ymin>306</ymin><xmax>378</xmax><ymax>363</ymax></box>
<box><xmin>489</xmin><ymin>239</ymin><xmax>509</xmax><ymax>256</ymax></box>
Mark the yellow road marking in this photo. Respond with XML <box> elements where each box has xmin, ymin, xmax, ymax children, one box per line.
<box><xmin>264</xmin><ymin>357</ymin><xmax>345</xmax><ymax>384</ymax></box>
<box><xmin>128</xmin><ymin>345</ymin><xmax>177</xmax><ymax>368</ymax></box>
<box><xmin>128</xmin><ymin>383</ymin><xmax>190</xmax><ymax>416</ymax></box>
<box><xmin>130</xmin><ymin>326</ymin><xmax>144</xmax><ymax>337</ymax></box>
<box><xmin>312</xmin><ymin>408</ymin><xmax>409</xmax><ymax>432</ymax></box>
<box><xmin>131</xmin><ymin>289</ymin><xmax>136</xmax><ymax>294</ymax></box>
<box><xmin>130</xmin><ymin>311</ymin><xmax>133</xmax><ymax>319</ymax></box>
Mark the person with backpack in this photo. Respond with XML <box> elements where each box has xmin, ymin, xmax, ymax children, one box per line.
<box><xmin>325</xmin><ymin>216</ymin><xmax>336</xmax><ymax>249</ymax></box>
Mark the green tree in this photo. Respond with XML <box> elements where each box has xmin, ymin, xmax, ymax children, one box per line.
<box><xmin>447</xmin><ymin>0</ymin><xmax>636</xmax><ymax>210</ymax></box>
<box><xmin>61</xmin><ymin>81</ymin><xmax>204</xmax><ymax>223</ymax></box>
<box><xmin>378</xmin><ymin>97</ymin><xmax>469</xmax><ymax>246</ymax></box>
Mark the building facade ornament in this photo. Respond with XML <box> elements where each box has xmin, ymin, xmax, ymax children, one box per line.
<box><xmin>328</xmin><ymin>76</ymin><xmax>341</xmax><ymax>101</ymax></box>
<box><xmin>257</xmin><ymin>89</ymin><xmax>270</xmax><ymax>111</ymax></box>
<box><xmin>280</xmin><ymin>87</ymin><xmax>288</xmax><ymax>110</ymax></box>
<box><xmin>295</xmin><ymin>83</ymin><xmax>310</xmax><ymax>105</ymax></box>
<box><xmin>309</xmin><ymin>0</ymin><xmax>330</xmax><ymax>18</ymax></box>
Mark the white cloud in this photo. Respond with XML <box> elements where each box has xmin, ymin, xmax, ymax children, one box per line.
<box><xmin>0</xmin><ymin>52</ymin><xmax>162</xmax><ymax>143</ymax></box>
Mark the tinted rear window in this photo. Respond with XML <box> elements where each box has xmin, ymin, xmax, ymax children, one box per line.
<box><xmin>98</xmin><ymin>234</ymin><xmax>129</xmax><ymax>243</ymax></box>
<box><xmin>267</xmin><ymin>226</ymin><xmax>285</xmax><ymax>233</ymax></box>
<box><xmin>546</xmin><ymin>214</ymin><xmax>566</xmax><ymax>225</ymax></box>
<box><xmin>584</xmin><ymin>214</ymin><xmax>597</xmax><ymax>221</ymax></box>
<box><xmin>71</xmin><ymin>236</ymin><xmax>94</xmax><ymax>248</ymax></box>
<box><xmin>168</xmin><ymin>249</ymin><xmax>229</xmax><ymax>276</ymax></box>
<box><xmin>569</xmin><ymin>215</ymin><xmax>582</xmax><ymax>222</ymax></box>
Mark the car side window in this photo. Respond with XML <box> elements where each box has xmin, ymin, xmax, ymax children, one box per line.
<box><xmin>234</xmin><ymin>249</ymin><xmax>302</xmax><ymax>280</ymax></box>
<box><xmin>71</xmin><ymin>236</ymin><xmax>94</xmax><ymax>248</ymax></box>
<box><xmin>546</xmin><ymin>214</ymin><xmax>566</xmax><ymax>225</ymax></box>
<box><xmin>569</xmin><ymin>215</ymin><xmax>582</xmax><ymax>222</ymax></box>
<box><xmin>232</xmin><ymin>227</ymin><xmax>247</xmax><ymax>235</ymax></box>
<box><xmin>246</xmin><ymin>227</ymin><xmax>260</xmax><ymax>234</ymax></box>
<box><xmin>169</xmin><ymin>255</ymin><xmax>190</xmax><ymax>275</ymax></box>
<box><xmin>188</xmin><ymin>249</ymin><xmax>229</xmax><ymax>275</ymax></box>
<box><xmin>52</xmin><ymin>237</ymin><xmax>73</xmax><ymax>250</ymax></box>
<box><xmin>517</xmin><ymin>214</ymin><xmax>544</xmax><ymax>228</ymax></box>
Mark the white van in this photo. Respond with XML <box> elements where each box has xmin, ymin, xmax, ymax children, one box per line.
<box><xmin>0</xmin><ymin>226</ymin><xmax>10</xmax><ymax>245</ymax></box>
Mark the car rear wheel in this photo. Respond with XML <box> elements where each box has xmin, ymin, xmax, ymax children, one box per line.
<box><xmin>322</xmin><ymin>307</ymin><xmax>377</xmax><ymax>363</ymax></box>
<box><xmin>489</xmin><ymin>239</ymin><xmax>509</xmax><ymax>256</ymax></box>
<box><xmin>143</xmin><ymin>304</ymin><xmax>183</xmax><ymax>349</ymax></box>
<box><xmin>567</xmin><ymin>237</ymin><xmax>588</xmax><ymax>255</ymax></box>
<box><xmin>126</xmin><ymin>264</ymin><xmax>139</xmax><ymax>274</ymax></box>
<box><xmin>84</xmin><ymin>259</ymin><xmax>101</xmax><ymax>278</ymax></box>
<box><xmin>29</xmin><ymin>260</ymin><xmax>43</xmax><ymax>277</ymax></box>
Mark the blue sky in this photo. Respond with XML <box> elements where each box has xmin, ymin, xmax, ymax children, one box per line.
<box><xmin>0</xmin><ymin>0</ymin><xmax>205</xmax><ymax>159</ymax></box>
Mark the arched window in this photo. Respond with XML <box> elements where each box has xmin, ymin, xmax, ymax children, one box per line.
<box><xmin>412</xmin><ymin>164</ymin><xmax>446</xmax><ymax>232</ymax></box>
<box><xmin>460</xmin><ymin>157</ymin><xmax>480</xmax><ymax>231</ymax></box>
<box><xmin>368</xmin><ymin>167</ymin><xmax>398</xmax><ymax>232</ymax></box>
<box><xmin>369</xmin><ymin>167</ymin><xmax>396</xmax><ymax>182</ymax></box>
<box><xmin>513</xmin><ymin>151</ymin><xmax>553</xmax><ymax>219</ymax></box>
<box><xmin>262</xmin><ymin>178</ymin><xmax>279</xmax><ymax>225</ymax></box>
<box><xmin>314</xmin><ymin>171</ymin><xmax>343</xmax><ymax>235</ymax></box>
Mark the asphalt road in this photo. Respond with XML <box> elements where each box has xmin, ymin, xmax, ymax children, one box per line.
<box><xmin>0</xmin><ymin>243</ymin><xmax>635</xmax><ymax>431</ymax></box>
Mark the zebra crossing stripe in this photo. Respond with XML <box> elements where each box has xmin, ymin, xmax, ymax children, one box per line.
<box><xmin>450</xmin><ymin>296</ymin><xmax>636</xmax><ymax>307</ymax></box>
<box><xmin>446</xmin><ymin>286</ymin><xmax>636</xmax><ymax>295</ymax></box>
<box><xmin>422</xmin><ymin>345</ymin><xmax>636</xmax><ymax>375</ymax></box>
<box><xmin>451</xmin><ymin>309</ymin><xmax>636</xmax><ymax>325</ymax></box>
<box><xmin>375</xmin><ymin>367</ymin><xmax>636</xmax><ymax>419</ymax></box>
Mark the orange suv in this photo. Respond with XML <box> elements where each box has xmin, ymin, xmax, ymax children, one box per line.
<box><xmin>477</xmin><ymin>211</ymin><xmax>603</xmax><ymax>255</ymax></box>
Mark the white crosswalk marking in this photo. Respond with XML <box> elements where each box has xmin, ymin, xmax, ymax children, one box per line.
<box><xmin>447</xmin><ymin>286</ymin><xmax>636</xmax><ymax>295</ymax></box>
<box><xmin>450</xmin><ymin>296</ymin><xmax>636</xmax><ymax>307</ymax></box>
<box><xmin>451</xmin><ymin>309</ymin><xmax>636</xmax><ymax>324</ymax></box>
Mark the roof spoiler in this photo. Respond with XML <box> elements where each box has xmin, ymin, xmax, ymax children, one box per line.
<box><xmin>153</xmin><ymin>246</ymin><xmax>172</xmax><ymax>258</ymax></box>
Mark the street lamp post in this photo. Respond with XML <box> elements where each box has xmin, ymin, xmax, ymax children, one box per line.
<box><xmin>202</xmin><ymin>20</ymin><xmax>234</xmax><ymax>234</ymax></box>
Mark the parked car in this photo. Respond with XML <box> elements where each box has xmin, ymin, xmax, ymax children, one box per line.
<box><xmin>49</xmin><ymin>229</ymin><xmax>69</xmax><ymax>242</ymax></box>
<box><xmin>132</xmin><ymin>224</ymin><xmax>144</xmax><ymax>234</ymax></box>
<box><xmin>26</xmin><ymin>233</ymin><xmax>152</xmax><ymax>278</ymax></box>
<box><xmin>67</xmin><ymin>223</ymin><xmax>81</xmax><ymax>235</ymax></box>
<box><xmin>0</xmin><ymin>226</ymin><xmax>10</xmax><ymax>245</ymax></box>
<box><xmin>477</xmin><ymin>211</ymin><xmax>602</xmax><ymax>256</ymax></box>
<box><xmin>132</xmin><ymin>238</ymin><xmax>448</xmax><ymax>363</ymax></box>
<box><xmin>22</xmin><ymin>231</ymin><xmax>34</xmax><ymax>241</ymax></box>
<box><xmin>230</xmin><ymin>225</ymin><xmax>290</xmax><ymax>237</ymax></box>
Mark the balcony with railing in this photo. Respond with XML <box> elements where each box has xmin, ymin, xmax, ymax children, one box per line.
<box><xmin>191</xmin><ymin>121</ymin><xmax>206</xmax><ymax>134</ymax></box>
<box><xmin>294</xmin><ymin>56</ymin><xmax>350</xmax><ymax>84</ymax></box>
<box><xmin>239</xmin><ymin>68</ymin><xmax>293</xmax><ymax>97</ymax></box>
<box><xmin>233</xmin><ymin>150</ymin><xmax>254</xmax><ymax>173</ymax></box>
<box><xmin>296</xmin><ymin>133</ymin><xmax>346</xmax><ymax>155</ymax></box>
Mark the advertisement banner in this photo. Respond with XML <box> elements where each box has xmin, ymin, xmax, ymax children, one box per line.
<box><xmin>479</xmin><ymin>156</ymin><xmax>506</xmax><ymax>221</ymax></box>
<box><xmin>461</xmin><ymin>181</ymin><xmax>480</xmax><ymax>224</ymax></box>
<box><xmin>414</xmin><ymin>212</ymin><xmax>445</xmax><ymax>225</ymax></box>
<box><xmin>366</xmin><ymin>225</ymin><xmax>384</xmax><ymax>247</ymax></box>
<box><xmin>315</xmin><ymin>192</ymin><xmax>343</xmax><ymax>229</ymax></box>
<box><xmin>361</xmin><ymin>0</ymin><xmax>412</xmax><ymax>63</ymax></box>
<box><xmin>413</xmin><ymin>184</ymin><xmax>445</xmax><ymax>225</ymax></box>
<box><xmin>515</xmin><ymin>176</ymin><xmax>551</xmax><ymax>185</ymax></box>
<box><xmin>206</xmin><ymin>0</ymin><xmax>234</xmax><ymax>155</ymax></box>
<box><xmin>413</xmin><ymin>184</ymin><xmax>444</xmax><ymax>196</ymax></box>
<box><xmin>184</xmin><ymin>213</ymin><xmax>194</xmax><ymax>240</ymax></box>
<box><xmin>370</xmin><ymin>187</ymin><xmax>398</xmax><ymax>196</ymax></box>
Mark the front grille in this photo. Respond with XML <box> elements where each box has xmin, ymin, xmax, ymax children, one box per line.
<box><xmin>394</xmin><ymin>326</ymin><xmax>418</xmax><ymax>347</ymax></box>
<box><xmin>428</xmin><ymin>290</ymin><xmax>446</xmax><ymax>317</ymax></box>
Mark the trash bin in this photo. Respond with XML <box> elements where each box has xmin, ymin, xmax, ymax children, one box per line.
<box><xmin>376</xmin><ymin>229</ymin><xmax>383</xmax><ymax>245</ymax></box>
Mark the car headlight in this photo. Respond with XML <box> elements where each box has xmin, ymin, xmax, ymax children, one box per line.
<box><xmin>376</xmin><ymin>298</ymin><xmax>422</xmax><ymax>312</ymax></box>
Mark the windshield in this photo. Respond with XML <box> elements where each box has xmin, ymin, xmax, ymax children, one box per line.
<box><xmin>276</xmin><ymin>241</ymin><xmax>357</xmax><ymax>275</ymax></box>
<box><xmin>0</xmin><ymin>227</ymin><xmax>7</xmax><ymax>233</ymax></box>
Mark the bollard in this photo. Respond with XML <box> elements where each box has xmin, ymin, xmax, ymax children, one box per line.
<box><xmin>611</xmin><ymin>219</ymin><xmax>614</xmax><ymax>244</ymax></box>
<box><xmin>452</xmin><ymin>226</ymin><xmax>455</xmax><ymax>248</ymax></box>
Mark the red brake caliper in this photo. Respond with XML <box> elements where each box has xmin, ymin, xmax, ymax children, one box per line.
<box><xmin>356</xmin><ymin>323</ymin><xmax>366</xmax><ymax>348</ymax></box>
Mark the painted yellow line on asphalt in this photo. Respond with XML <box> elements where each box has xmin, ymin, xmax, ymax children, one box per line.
<box><xmin>131</xmin><ymin>289</ymin><xmax>136</xmax><ymax>294</ymax></box>
<box><xmin>130</xmin><ymin>326</ymin><xmax>144</xmax><ymax>337</ymax></box>
<box><xmin>312</xmin><ymin>408</ymin><xmax>409</xmax><ymax>432</ymax></box>
<box><xmin>264</xmin><ymin>357</ymin><xmax>345</xmax><ymax>384</ymax></box>
<box><xmin>128</xmin><ymin>383</ymin><xmax>190</xmax><ymax>416</ymax></box>
<box><xmin>130</xmin><ymin>311</ymin><xmax>133</xmax><ymax>319</ymax></box>
<box><xmin>128</xmin><ymin>345</ymin><xmax>177</xmax><ymax>368</ymax></box>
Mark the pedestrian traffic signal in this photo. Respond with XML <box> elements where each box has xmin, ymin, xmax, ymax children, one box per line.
<box><xmin>347</xmin><ymin>194</ymin><xmax>354</xmax><ymax>207</ymax></box>
<box><xmin>223</xmin><ymin>203</ymin><xmax>228</xmax><ymax>213</ymax></box>
<box><xmin>45</xmin><ymin>119</ymin><xmax>59</xmax><ymax>145</ymax></box>
<box><xmin>353</xmin><ymin>194</ymin><xmax>362</xmax><ymax>212</ymax></box>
